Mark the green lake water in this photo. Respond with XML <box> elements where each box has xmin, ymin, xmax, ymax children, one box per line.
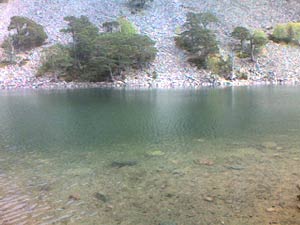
<box><xmin>0</xmin><ymin>87</ymin><xmax>299</xmax><ymax>225</ymax></box>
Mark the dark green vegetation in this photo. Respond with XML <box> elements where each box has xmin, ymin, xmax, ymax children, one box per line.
<box><xmin>175</xmin><ymin>12</ymin><xmax>232</xmax><ymax>78</ymax></box>
<box><xmin>39</xmin><ymin>16</ymin><xmax>157</xmax><ymax>82</ymax></box>
<box><xmin>174</xmin><ymin>12</ymin><xmax>270</xmax><ymax>78</ymax></box>
<box><xmin>271</xmin><ymin>22</ymin><xmax>300</xmax><ymax>45</ymax></box>
<box><xmin>127</xmin><ymin>0</ymin><xmax>153</xmax><ymax>13</ymax></box>
<box><xmin>0</xmin><ymin>16</ymin><xmax>47</xmax><ymax>65</ymax></box>
<box><xmin>39</xmin><ymin>16</ymin><xmax>156</xmax><ymax>82</ymax></box>
<box><xmin>2</xmin><ymin>16</ymin><xmax>47</xmax><ymax>51</ymax></box>
<box><xmin>231</xmin><ymin>27</ymin><xmax>268</xmax><ymax>61</ymax></box>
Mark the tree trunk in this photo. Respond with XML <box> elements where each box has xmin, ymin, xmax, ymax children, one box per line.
<box><xmin>241</xmin><ymin>40</ymin><xmax>244</xmax><ymax>51</ymax></box>
<box><xmin>230</xmin><ymin>52</ymin><xmax>235</xmax><ymax>80</ymax></box>
<box><xmin>250</xmin><ymin>39</ymin><xmax>255</xmax><ymax>62</ymax></box>
<box><xmin>108</xmin><ymin>67</ymin><xmax>114</xmax><ymax>82</ymax></box>
<box><xmin>7</xmin><ymin>36</ymin><xmax>16</xmax><ymax>64</ymax></box>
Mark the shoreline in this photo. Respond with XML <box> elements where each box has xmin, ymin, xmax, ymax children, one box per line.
<box><xmin>1</xmin><ymin>0</ymin><xmax>300</xmax><ymax>91</ymax></box>
<box><xmin>1</xmin><ymin>76</ymin><xmax>300</xmax><ymax>91</ymax></box>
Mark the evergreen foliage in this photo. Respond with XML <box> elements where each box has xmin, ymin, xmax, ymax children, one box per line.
<box><xmin>117</xmin><ymin>17</ymin><xmax>138</xmax><ymax>35</ymax></box>
<box><xmin>249</xmin><ymin>30</ymin><xmax>268</xmax><ymax>61</ymax></box>
<box><xmin>231</xmin><ymin>26</ymin><xmax>251</xmax><ymax>50</ymax></box>
<box><xmin>39</xmin><ymin>16</ymin><xmax>157</xmax><ymax>82</ymax></box>
<box><xmin>232</xmin><ymin>26</ymin><xmax>268</xmax><ymax>61</ymax></box>
<box><xmin>5</xmin><ymin>16</ymin><xmax>47</xmax><ymax>51</ymax></box>
<box><xmin>175</xmin><ymin>12</ymin><xmax>219</xmax><ymax>68</ymax></box>
<box><xmin>37</xmin><ymin>44</ymin><xmax>73</xmax><ymax>77</ymax></box>
<box><xmin>272</xmin><ymin>22</ymin><xmax>300</xmax><ymax>45</ymax></box>
<box><xmin>128</xmin><ymin>0</ymin><xmax>153</xmax><ymax>12</ymax></box>
<box><xmin>206</xmin><ymin>54</ymin><xmax>232</xmax><ymax>77</ymax></box>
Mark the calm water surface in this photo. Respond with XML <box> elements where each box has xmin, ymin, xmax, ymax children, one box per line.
<box><xmin>0</xmin><ymin>87</ymin><xmax>299</xmax><ymax>225</ymax></box>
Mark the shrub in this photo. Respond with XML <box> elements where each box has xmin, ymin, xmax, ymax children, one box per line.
<box><xmin>236</xmin><ymin>72</ymin><xmax>248</xmax><ymax>80</ymax></box>
<box><xmin>39</xmin><ymin>16</ymin><xmax>157</xmax><ymax>82</ymax></box>
<box><xmin>175</xmin><ymin>12</ymin><xmax>219</xmax><ymax>69</ymax></box>
<box><xmin>37</xmin><ymin>44</ymin><xmax>73</xmax><ymax>77</ymax></box>
<box><xmin>5</xmin><ymin>16</ymin><xmax>47</xmax><ymax>51</ymax></box>
<box><xmin>272</xmin><ymin>24</ymin><xmax>290</xmax><ymax>42</ymax></box>
<box><xmin>272</xmin><ymin>22</ymin><xmax>300</xmax><ymax>44</ymax></box>
<box><xmin>250</xmin><ymin>30</ymin><xmax>268</xmax><ymax>61</ymax></box>
<box><xmin>231</xmin><ymin>26</ymin><xmax>251</xmax><ymax>50</ymax></box>
<box><xmin>1</xmin><ymin>36</ymin><xmax>16</xmax><ymax>64</ymax></box>
<box><xmin>117</xmin><ymin>17</ymin><xmax>138</xmax><ymax>35</ymax></box>
<box><xmin>231</xmin><ymin>27</ymin><xmax>268</xmax><ymax>61</ymax></box>
<box><xmin>206</xmin><ymin>54</ymin><xmax>232</xmax><ymax>78</ymax></box>
<box><xmin>127</xmin><ymin>0</ymin><xmax>153</xmax><ymax>12</ymax></box>
<box><xmin>102</xmin><ymin>21</ymin><xmax>120</xmax><ymax>33</ymax></box>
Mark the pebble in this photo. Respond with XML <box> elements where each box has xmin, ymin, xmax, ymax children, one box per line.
<box><xmin>68</xmin><ymin>194</ymin><xmax>80</xmax><ymax>201</ymax></box>
<box><xmin>204</xmin><ymin>196</ymin><xmax>214</xmax><ymax>202</ymax></box>
<box><xmin>194</xmin><ymin>159</ymin><xmax>214</xmax><ymax>166</ymax></box>
<box><xmin>266</xmin><ymin>207</ymin><xmax>277</xmax><ymax>212</ymax></box>
<box><xmin>147</xmin><ymin>150</ymin><xmax>165</xmax><ymax>156</ymax></box>
<box><xmin>94</xmin><ymin>192</ymin><xmax>109</xmax><ymax>203</ymax></box>
<box><xmin>159</xmin><ymin>222</ymin><xmax>178</xmax><ymax>225</ymax></box>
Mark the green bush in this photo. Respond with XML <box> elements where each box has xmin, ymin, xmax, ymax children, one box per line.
<box><xmin>39</xmin><ymin>16</ymin><xmax>157</xmax><ymax>82</ymax></box>
<box><xmin>236</xmin><ymin>72</ymin><xmax>248</xmax><ymax>80</ymax></box>
<box><xmin>84</xmin><ymin>32</ymin><xmax>157</xmax><ymax>81</ymax></box>
<box><xmin>231</xmin><ymin>26</ymin><xmax>251</xmax><ymax>50</ymax></box>
<box><xmin>128</xmin><ymin>0</ymin><xmax>153</xmax><ymax>12</ymax></box>
<box><xmin>231</xmin><ymin>27</ymin><xmax>268</xmax><ymax>61</ymax></box>
<box><xmin>206</xmin><ymin>54</ymin><xmax>232</xmax><ymax>78</ymax></box>
<box><xmin>37</xmin><ymin>44</ymin><xmax>73</xmax><ymax>77</ymax></box>
<box><xmin>272</xmin><ymin>22</ymin><xmax>300</xmax><ymax>44</ymax></box>
<box><xmin>117</xmin><ymin>17</ymin><xmax>138</xmax><ymax>35</ymax></box>
<box><xmin>175</xmin><ymin>12</ymin><xmax>219</xmax><ymax>70</ymax></box>
<box><xmin>4</xmin><ymin>16</ymin><xmax>47</xmax><ymax>51</ymax></box>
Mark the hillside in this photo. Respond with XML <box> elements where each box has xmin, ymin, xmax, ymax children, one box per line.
<box><xmin>0</xmin><ymin>0</ymin><xmax>300</xmax><ymax>88</ymax></box>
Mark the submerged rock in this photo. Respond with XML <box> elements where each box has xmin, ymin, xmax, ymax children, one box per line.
<box><xmin>69</xmin><ymin>194</ymin><xmax>80</xmax><ymax>201</ymax></box>
<box><xmin>261</xmin><ymin>141</ymin><xmax>277</xmax><ymax>149</ymax></box>
<box><xmin>194</xmin><ymin>159</ymin><xmax>214</xmax><ymax>166</ymax></box>
<box><xmin>225</xmin><ymin>165</ymin><xmax>245</xmax><ymax>170</ymax></box>
<box><xmin>94</xmin><ymin>192</ymin><xmax>109</xmax><ymax>203</ymax></box>
<box><xmin>146</xmin><ymin>150</ymin><xmax>165</xmax><ymax>156</ymax></box>
<box><xmin>266</xmin><ymin>207</ymin><xmax>277</xmax><ymax>212</ymax></box>
<box><xmin>159</xmin><ymin>222</ymin><xmax>178</xmax><ymax>225</ymax></box>
<box><xmin>204</xmin><ymin>196</ymin><xmax>214</xmax><ymax>202</ymax></box>
<box><xmin>110</xmin><ymin>160</ymin><xmax>137</xmax><ymax>168</ymax></box>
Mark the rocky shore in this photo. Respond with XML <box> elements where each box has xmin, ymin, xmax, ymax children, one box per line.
<box><xmin>0</xmin><ymin>0</ymin><xmax>300</xmax><ymax>90</ymax></box>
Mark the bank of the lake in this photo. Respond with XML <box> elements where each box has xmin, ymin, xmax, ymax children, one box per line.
<box><xmin>1</xmin><ymin>0</ymin><xmax>300</xmax><ymax>90</ymax></box>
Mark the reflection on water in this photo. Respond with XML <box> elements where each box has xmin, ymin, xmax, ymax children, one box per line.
<box><xmin>0</xmin><ymin>87</ymin><xmax>299</xmax><ymax>224</ymax></box>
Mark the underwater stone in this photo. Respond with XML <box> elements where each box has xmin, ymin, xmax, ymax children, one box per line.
<box><xmin>110</xmin><ymin>160</ymin><xmax>138</xmax><ymax>168</ymax></box>
<box><xmin>159</xmin><ymin>222</ymin><xmax>178</xmax><ymax>225</ymax></box>
<box><xmin>225</xmin><ymin>165</ymin><xmax>245</xmax><ymax>170</ymax></box>
<box><xmin>204</xmin><ymin>196</ymin><xmax>214</xmax><ymax>202</ymax></box>
<box><xmin>94</xmin><ymin>192</ymin><xmax>109</xmax><ymax>203</ymax></box>
<box><xmin>146</xmin><ymin>150</ymin><xmax>165</xmax><ymax>156</ymax></box>
<box><xmin>261</xmin><ymin>142</ymin><xmax>277</xmax><ymax>149</ymax></box>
